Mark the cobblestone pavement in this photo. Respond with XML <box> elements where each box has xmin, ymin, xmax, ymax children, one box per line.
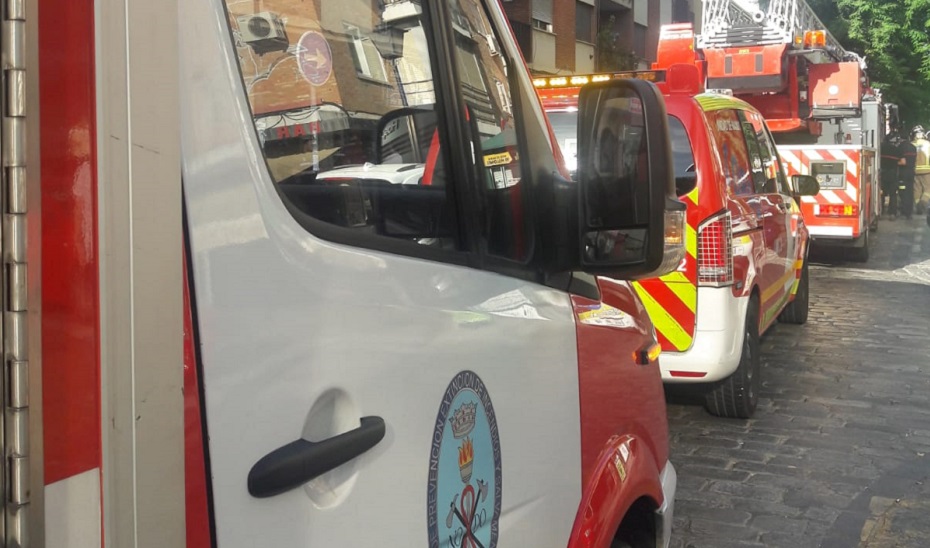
<box><xmin>666</xmin><ymin>215</ymin><xmax>930</xmax><ymax>548</ymax></box>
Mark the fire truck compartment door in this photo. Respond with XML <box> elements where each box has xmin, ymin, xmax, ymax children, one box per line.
<box><xmin>809</xmin><ymin>62</ymin><xmax>862</xmax><ymax>118</ymax></box>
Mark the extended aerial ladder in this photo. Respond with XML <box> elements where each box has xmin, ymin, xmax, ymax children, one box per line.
<box><xmin>699</xmin><ymin>0</ymin><xmax>862</xmax><ymax>63</ymax></box>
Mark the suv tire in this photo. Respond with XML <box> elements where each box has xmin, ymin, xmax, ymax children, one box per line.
<box><xmin>705</xmin><ymin>296</ymin><xmax>760</xmax><ymax>419</ymax></box>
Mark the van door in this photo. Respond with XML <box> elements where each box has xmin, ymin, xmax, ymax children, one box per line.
<box><xmin>181</xmin><ymin>0</ymin><xmax>582</xmax><ymax>546</ymax></box>
<box><xmin>739</xmin><ymin>110</ymin><xmax>793</xmax><ymax>326</ymax></box>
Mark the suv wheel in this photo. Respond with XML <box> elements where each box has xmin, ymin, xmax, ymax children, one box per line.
<box><xmin>704</xmin><ymin>297</ymin><xmax>760</xmax><ymax>419</ymax></box>
<box><xmin>778</xmin><ymin>261</ymin><xmax>809</xmax><ymax>325</ymax></box>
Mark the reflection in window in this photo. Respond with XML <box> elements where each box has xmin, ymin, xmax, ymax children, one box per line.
<box><xmin>448</xmin><ymin>0</ymin><xmax>529</xmax><ymax>261</ymax></box>
<box><xmin>224</xmin><ymin>0</ymin><xmax>456</xmax><ymax>249</ymax></box>
<box><xmin>345</xmin><ymin>25</ymin><xmax>388</xmax><ymax>82</ymax></box>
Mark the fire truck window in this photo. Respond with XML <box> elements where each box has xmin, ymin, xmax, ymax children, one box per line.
<box><xmin>669</xmin><ymin>115</ymin><xmax>696</xmax><ymax>196</ymax></box>
<box><xmin>705</xmin><ymin>109</ymin><xmax>755</xmax><ymax>197</ymax></box>
<box><xmin>448</xmin><ymin>0</ymin><xmax>530</xmax><ymax>262</ymax></box>
<box><xmin>222</xmin><ymin>0</ymin><xmax>459</xmax><ymax>250</ymax></box>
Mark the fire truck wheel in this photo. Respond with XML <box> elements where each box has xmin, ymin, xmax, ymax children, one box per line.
<box><xmin>778</xmin><ymin>261</ymin><xmax>809</xmax><ymax>325</ymax></box>
<box><xmin>704</xmin><ymin>297</ymin><xmax>760</xmax><ymax>419</ymax></box>
<box><xmin>848</xmin><ymin>229</ymin><xmax>870</xmax><ymax>263</ymax></box>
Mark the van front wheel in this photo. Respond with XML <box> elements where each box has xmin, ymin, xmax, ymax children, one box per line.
<box><xmin>704</xmin><ymin>297</ymin><xmax>760</xmax><ymax>419</ymax></box>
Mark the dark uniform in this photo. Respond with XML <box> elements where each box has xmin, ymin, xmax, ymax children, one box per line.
<box><xmin>899</xmin><ymin>139</ymin><xmax>918</xmax><ymax>219</ymax></box>
<box><xmin>881</xmin><ymin>135</ymin><xmax>901</xmax><ymax>216</ymax></box>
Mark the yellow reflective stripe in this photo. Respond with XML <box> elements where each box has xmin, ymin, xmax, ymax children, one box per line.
<box><xmin>663</xmin><ymin>276</ymin><xmax>697</xmax><ymax>314</ymax></box>
<box><xmin>633</xmin><ymin>282</ymin><xmax>692</xmax><ymax>351</ymax></box>
<box><xmin>761</xmin><ymin>269</ymin><xmax>796</xmax><ymax>304</ymax></box>
<box><xmin>659</xmin><ymin>271</ymin><xmax>697</xmax><ymax>314</ymax></box>
<box><xmin>686</xmin><ymin>224</ymin><xmax>697</xmax><ymax>259</ymax></box>
<box><xmin>694</xmin><ymin>94</ymin><xmax>753</xmax><ymax>112</ymax></box>
<box><xmin>789</xmin><ymin>260</ymin><xmax>804</xmax><ymax>295</ymax></box>
<box><xmin>685</xmin><ymin>186</ymin><xmax>699</xmax><ymax>205</ymax></box>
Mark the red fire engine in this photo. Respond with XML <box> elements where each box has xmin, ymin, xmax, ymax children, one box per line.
<box><xmin>654</xmin><ymin>0</ymin><xmax>884</xmax><ymax>261</ymax></box>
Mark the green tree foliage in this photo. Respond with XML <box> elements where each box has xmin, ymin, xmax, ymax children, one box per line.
<box><xmin>596</xmin><ymin>15</ymin><xmax>639</xmax><ymax>72</ymax></box>
<box><xmin>809</xmin><ymin>0</ymin><xmax>930</xmax><ymax>129</ymax></box>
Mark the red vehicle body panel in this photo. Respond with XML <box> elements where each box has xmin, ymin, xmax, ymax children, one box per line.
<box><xmin>567</xmin><ymin>277</ymin><xmax>669</xmax><ymax>546</ymax></box>
<box><xmin>39</xmin><ymin>0</ymin><xmax>103</xmax><ymax>493</ymax></box>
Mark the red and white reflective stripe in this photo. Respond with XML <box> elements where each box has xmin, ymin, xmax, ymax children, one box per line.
<box><xmin>40</xmin><ymin>0</ymin><xmax>104</xmax><ymax>543</ymax></box>
<box><xmin>46</xmin><ymin>469</ymin><xmax>103</xmax><ymax>547</ymax></box>
<box><xmin>780</xmin><ymin>147</ymin><xmax>862</xmax><ymax>206</ymax></box>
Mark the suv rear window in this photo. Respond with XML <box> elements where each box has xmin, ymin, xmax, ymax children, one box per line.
<box><xmin>669</xmin><ymin>116</ymin><xmax>696</xmax><ymax>196</ymax></box>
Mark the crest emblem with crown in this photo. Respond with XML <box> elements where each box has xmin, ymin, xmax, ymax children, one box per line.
<box><xmin>449</xmin><ymin>401</ymin><xmax>476</xmax><ymax>439</ymax></box>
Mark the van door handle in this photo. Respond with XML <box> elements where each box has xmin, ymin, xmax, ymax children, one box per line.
<box><xmin>248</xmin><ymin>416</ymin><xmax>386</xmax><ymax>498</ymax></box>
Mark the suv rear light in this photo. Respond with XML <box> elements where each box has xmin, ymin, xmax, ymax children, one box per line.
<box><xmin>697</xmin><ymin>211</ymin><xmax>733</xmax><ymax>286</ymax></box>
<box><xmin>815</xmin><ymin>204</ymin><xmax>858</xmax><ymax>217</ymax></box>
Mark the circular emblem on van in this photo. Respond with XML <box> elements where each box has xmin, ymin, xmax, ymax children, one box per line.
<box><xmin>428</xmin><ymin>371</ymin><xmax>501</xmax><ymax>548</ymax></box>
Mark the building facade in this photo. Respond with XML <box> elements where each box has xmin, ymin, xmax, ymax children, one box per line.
<box><xmin>502</xmin><ymin>0</ymin><xmax>699</xmax><ymax>75</ymax></box>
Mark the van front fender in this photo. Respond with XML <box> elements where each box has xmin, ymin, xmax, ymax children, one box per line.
<box><xmin>566</xmin><ymin>433</ymin><xmax>664</xmax><ymax>548</ymax></box>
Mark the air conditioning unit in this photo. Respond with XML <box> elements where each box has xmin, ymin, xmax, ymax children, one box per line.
<box><xmin>237</xmin><ymin>12</ymin><xmax>289</xmax><ymax>54</ymax></box>
<box><xmin>485</xmin><ymin>34</ymin><xmax>500</xmax><ymax>56</ymax></box>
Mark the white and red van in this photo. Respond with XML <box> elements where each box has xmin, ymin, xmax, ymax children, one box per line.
<box><xmin>33</xmin><ymin>0</ymin><xmax>685</xmax><ymax>545</ymax></box>
<box><xmin>538</xmin><ymin>66</ymin><xmax>819</xmax><ymax>419</ymax></box>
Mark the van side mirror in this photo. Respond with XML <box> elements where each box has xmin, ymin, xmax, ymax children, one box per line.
<box><xmin>575</xmin><ymin>78</ymin><xmax>686</xmax><ymax>278</ymax></box>
<box><xmin>791</xmin><ymin>174</ymin><xmax>820</xmax><ymax>197</ymax></box>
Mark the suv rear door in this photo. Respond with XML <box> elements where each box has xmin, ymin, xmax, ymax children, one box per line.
<box><xmin>182</xmin><ymin>0</ymin><xmax>582</xmax><ymax>545</ymax></box>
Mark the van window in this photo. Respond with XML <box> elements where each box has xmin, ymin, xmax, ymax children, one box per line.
<box><xmin>223</xmin><ymin>1</ymin><xmax>459</xmax><ymax>250</ymax></box>
<box><xmin>736</xmin><ymin>113</ymin><xmax>769</xmax><ymax>193</ymax></box>
<box><xmin>669</xmin><ymin>116</ymin><xmax>696</xmax><ymax>196</ymax></box>
<box><xmin>745</xmin><ymin>110</ymin><xmax>790</xmax><ymax>194</ymax></box>
<box><xmin>448</xmin><ymin>0</ymin><xmax>531</xmax><ymax>261</ymax></box>
<box><xmin>704</xmin><ymin>108</ymin><xmax>754</xmax><ymax>196</ymax></box>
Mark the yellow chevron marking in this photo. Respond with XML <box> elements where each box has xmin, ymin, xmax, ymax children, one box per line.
<box><xmin>632</xmin><ymin>282</ymin><xmax>692</xmax><ymax>351</ymax></box>
<box><xmin>686</xmin><ymin>224</ymin><xmax>697</xmax><ymax>259</ymax></box>
<box><xmin>664</xmin><ymin>275</ymin><xmax>697</xmax><ymax>313</ymax></box>
<box><xmin>684</xmin><ymin>185</ymin><xmax>699</xmax><ymax>205</ymax></box>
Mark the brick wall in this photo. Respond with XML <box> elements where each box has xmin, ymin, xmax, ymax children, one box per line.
<box><xmin>501</xmin><ymin>0</ymin><xmax>531</xmax><ymax>24</ymax></box>
<box><xmin>553</xmin><ymin>0</ymin><xmax>577</xmax><ymax>71</ymax></box>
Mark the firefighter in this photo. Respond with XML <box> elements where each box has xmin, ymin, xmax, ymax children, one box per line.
<box><xmin>899</xmin><ymin>128</ymin><xmax>918</xmax><ymax>220</ymax></box>
<box><xmin>881</xmin><ymin>130</ymin><xmax>902</xmax><ymax>218</ymax></box>
<box><xmin>912</xmin><ymin>125</ymin><xmax>930</xmax><ymax>214</ymax></box>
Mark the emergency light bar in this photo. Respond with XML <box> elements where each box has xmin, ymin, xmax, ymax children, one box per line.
<box><xmin>533</xmin><ymin>70</ymin><xmax>667</xmax><ymax>89</ymax></box>
<box><xmin>803</xmin><ymin>30</ymin><xmax>827</xmax><ymax>49</ymax></box>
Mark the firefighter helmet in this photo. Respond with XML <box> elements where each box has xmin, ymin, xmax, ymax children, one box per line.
<box><xmin>913</xmin><ymin>125</ymin><xmax>926</xmax><ymax>140</ymax></box>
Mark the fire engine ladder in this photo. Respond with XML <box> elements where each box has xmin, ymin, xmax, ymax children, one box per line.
<box><xmin>698</xmin><ymin>0</ymin><xmax>863</xmax><ymax>64</ymax></box>
<box><xmin>1</xmin><ymin>0</ymin><xmax>30</xmax><ymax>544</ymax></box>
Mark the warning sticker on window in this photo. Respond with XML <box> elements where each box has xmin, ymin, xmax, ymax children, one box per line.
<box><xmin>483</xmin><ymin>152</ymin><xmax>512</xmax><ymax>167</ymax></box>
